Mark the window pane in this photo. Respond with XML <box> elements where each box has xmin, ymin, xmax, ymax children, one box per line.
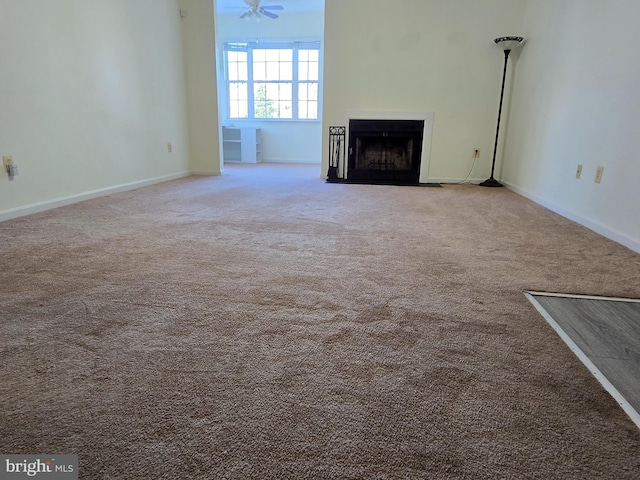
<box><xmin>265</xmin><ymin>50</ymin><xmax>279</xmax><ymax>61</ymax></box>
<box><xmin>298</xmin><ymin>62</ymin><xmax>307</xmax><ymax>81</ymax></box>
<box><xmin>299</xmin><ymin>102</ymin><xmax>308</xmax><ymax>119</ymax></box>
<box><xmin>254</xmin><ymin>49</ymin><xmax>292</xmax><ymax>81</ymax></box>
<box><xmin>254</xmin><ymin>60</ymin><xmax>267</xmax><ymax>81</ymax></box>
<box><xmin>307</xmin><ymin>101</ymin><xmax>318</xmax><ymax>119</ymax></box>
<box><xmin>229</xmin><ymin>82</ymin><xmax>248</xmax><ymax>101</ymax></box>
<box><xmin>230</xmin><ymin>102</ymin><xmax>249</xmax><ymax>118</ymax></box>
<box><xmin>266</xmin><ymin>61</ymin><xmax>280</xmax><ymax>80</ymax></box>
<box><xmin>254</xmin><ymin>82</ymin><xmax>293</xmax><ymax>118</ymax></box>
<box><xmin>278</xmin><ymin>49</ymin><xmax>292</xmax><ymax>61</ymax></box>
<box><xmin>307</xmin><ymin>61</ymin><xmax>318</xmax><ymax>81</ymax></box>
<box><xmin>278</xmin><ymin>101</ymin><xmax>292</xmax><ymax>119</ymax></box>
<box><xmin>298</xmin><ymin>100</ymin><xmax>317</xmax><ymax>120</ymax></box>
<box><xmin>265</xmin><ymin>82</ymin><xmax>279</xmax><ymax>99</ymax></box>
<box><xmin>229</xmin><ymin>82</ymin><xmax>248</xmax><ymax>118</ymax></box>
<box><xmin>298</xmin><ymin>81</ymin><xmax>318</xmax><ymax>120</ymax></box>
<box><xmin>254</xmin><ymin>82</ymin><xmax>276</xmax><ymax>118</ymax></box>
<box><xmin>298</xmin><ymin>49</ymin><xmax>319</xmax><ymax>62</ymax></box>
<box><xmin>239</xmin><ymin>62</ymin><xmax>248</xmax><ymax>80</ymax></box>
<box><xmin>229</xmin><ymin>62</ymin><xmax>239</xmax><ymax>81</ymax></box>
<box><xmin>279</xmin><ymin>83</ymin><xmax>292</xmax><ymax>100</ymax></box>
<box><xmin>279</xmin><ymin>61</ymin><xmax>292</xmax><ymax>81</ymax></box>
<box><xmin>307</xmin><ymin>82</ymin><xmax>318</xmax><ymax>101</ymax></box>
<box><xmin>298</xmin><ymin>49</ymin><xmax>318</xmax><ymax>82</ymax></box>
<box><xmin>227</xmin><ymin>51</ymin><xmax>248</xmax><ymax>81</ymax></box>
<box><xmin>299</xmin><ymin>82</ymin><xmax>318</xmax><ymax>102</ymax></box>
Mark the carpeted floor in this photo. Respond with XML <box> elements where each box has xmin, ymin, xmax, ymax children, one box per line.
<box><xmin>1</xmin><ymin>163</ymin><xmax>639</xmax><ymax>479</ymax></box>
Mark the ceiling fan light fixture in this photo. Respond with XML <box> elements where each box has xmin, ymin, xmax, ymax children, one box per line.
<box><xmin>239</xmin><ymin>0</ymin><xmax>283</xmax><ymax>20</ymax></box>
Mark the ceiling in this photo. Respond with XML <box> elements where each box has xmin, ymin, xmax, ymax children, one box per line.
<box><xmin>215</xmin><ymin>0</ymin><xmax>325</xmax><ymax>16</ymax></box>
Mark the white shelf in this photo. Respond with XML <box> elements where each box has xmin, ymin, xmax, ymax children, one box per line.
<box><xmin>222</xmin><ymin>127</ymin><xmax>262</xmax><ymax>163</ymax></box>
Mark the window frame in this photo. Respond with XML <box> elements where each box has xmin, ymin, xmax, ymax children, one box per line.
<box><xmin>223</xmin><ymin>40</ymin><xmax>321</xmax><ymax>122</ymax></box>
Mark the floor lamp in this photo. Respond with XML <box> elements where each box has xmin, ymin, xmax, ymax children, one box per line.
<box><xmin>480</xmin><ymin>36</ymin><xmax>525</xmax><ymax>187</ymax></box>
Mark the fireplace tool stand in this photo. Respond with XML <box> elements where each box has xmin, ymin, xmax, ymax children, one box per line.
<box><xmin>327</xmin><ymin>126</ymin><xmax>346</xmax><ymax>181</ymax></box>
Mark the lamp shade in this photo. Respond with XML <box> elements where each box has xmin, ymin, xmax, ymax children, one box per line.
<box><xmin>494</xmin><ymin>36</ymin><xmax>525</xmax><ymax>51</ymax></box>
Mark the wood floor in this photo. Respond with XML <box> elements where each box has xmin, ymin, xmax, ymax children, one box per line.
<box><xmin>526</xmin><ymin>292</ymin><xmax>640</xmax><ymax>428</ymax></box>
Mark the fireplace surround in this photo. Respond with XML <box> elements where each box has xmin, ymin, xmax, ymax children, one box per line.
<box><xmin>326</xmin><ymin>111</ymin><xmax>434</xmax><ymax>185</ymax></box>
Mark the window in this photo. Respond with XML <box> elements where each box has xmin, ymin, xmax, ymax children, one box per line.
<box><xmin>224</xmin><ymin>41</ymin><xmax>320</xmax><ymax>120</ymax></box>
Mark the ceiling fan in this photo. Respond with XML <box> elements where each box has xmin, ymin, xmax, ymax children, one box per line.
<box><xmin>240</xmin><ymin>0</ymin><xmax>284</xmax><ymax>20</ymax></box>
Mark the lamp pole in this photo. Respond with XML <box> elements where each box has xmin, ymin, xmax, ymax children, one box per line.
<box><xmin>480</xmin><ymin>36</ymin><xmax>525</xmax><ymax>188</ymax></box>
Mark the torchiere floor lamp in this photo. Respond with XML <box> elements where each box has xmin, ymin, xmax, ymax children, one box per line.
<box><xmin>480</xmin><ymin>36</ymin><xmax>525</xmax><ymax>187</ymax></box>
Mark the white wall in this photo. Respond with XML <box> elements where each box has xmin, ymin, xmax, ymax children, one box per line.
<box><xmin>504</xmin><ymin>0</ymin><xmax>640</xmax><ymax>252</ymax></box>
<box><xmin>0</xmin><ymin>0</ymin><xmax>191</xmax><ymax>219</ymax></box>
<box><xmin>215</xmin><ymin>10</ymin><xmax>324</xmax><ymax>164</ymax></box>
<box><xmin>180</xmin><ymin>0</ymin><xmax>221</xmax><ymax>174</ymax></box>
<box><xmin>322</xmin><ymin>0</ymin><xmax>526</xmax><ymax>182</ymax></box>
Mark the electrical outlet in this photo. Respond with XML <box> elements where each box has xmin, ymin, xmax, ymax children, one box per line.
<box><xmin>167</xmin><ymin>142</ymin><xmax>172</xmax><ymax>153</ymax></box>
<box><xmin>595</xmin><ymin>165</ymin><xmax>604</xmax><ymax>184</ymax></box>
<box><xmin>576</xmin><ymin>164</ymin><xmax>583</xmax><ymax>179</ymax></box>
<box><xmin>473</xmin><ymin>148</ymin><xmax>480</xmax><ymax>158</ymax></box>
<box><xmin>3</xmin><ymin>155</ymin><xmax>13</xmax><ymax>171</ymax></box>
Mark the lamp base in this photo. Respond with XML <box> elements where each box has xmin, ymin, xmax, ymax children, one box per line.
<box><xmin>479</xmin><ymin>177</ymin><xmax>503</xmax><ymax>188</ymax></box>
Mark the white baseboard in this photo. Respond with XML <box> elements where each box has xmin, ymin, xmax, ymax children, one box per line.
<box><xmin>0</xmin><ymin>171</ymin><xmax>192</xmax><ymax>222</ymax></box>
<box><xmin>428</xmin><ymin>177</ymin><xmax>486</xmax><ymax>185</ymax></box>
<box><xmin>262</xmin><ymin>158</ymin><xmax>321</xmax><ymax>165</ymax></box>
<box><xmin>503</xmin><ymin>181</ymin><xmax>640</xmax><ymax>254</ymax></box>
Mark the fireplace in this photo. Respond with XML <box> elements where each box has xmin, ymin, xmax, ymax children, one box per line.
<box><xmin>347</xmin><ymin>119</ymin><xmax>424</xmax><ymax>185</ymax></box>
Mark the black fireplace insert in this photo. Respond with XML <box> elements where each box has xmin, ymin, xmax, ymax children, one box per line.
<box><xmin>347</xmin><ymin>119</ymin><xmax>424</xmax><ymax>185</ymax></box>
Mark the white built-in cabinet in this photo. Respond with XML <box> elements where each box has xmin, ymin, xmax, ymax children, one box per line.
<box><xmin>222</xmin><ymin>127</ymin><xmax>262</xmax><ymax>163</ymax></box>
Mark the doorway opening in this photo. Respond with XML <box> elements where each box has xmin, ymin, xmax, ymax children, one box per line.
<box><xmin>214</xmin><ymin>1</ymin><xmax>325</xmax><ymax>174</ymax></box>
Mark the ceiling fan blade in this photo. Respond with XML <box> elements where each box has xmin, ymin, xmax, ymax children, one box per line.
<box><xmin>259</xmin><ymin>8</ymin><xmax>279</xmax><ymax>19</ymax></box>
<box><xmin>262</xmin><ymin>5</ymin><xmax>284</xmax><ymax>10</ymax></box>
<box><xmin>240</xmin><ymin>11</ymin><xmax>251</xmax><ymax>18</ymax></box>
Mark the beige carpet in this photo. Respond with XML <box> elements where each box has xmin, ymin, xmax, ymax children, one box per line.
<box><xmin>1</xmin><ymin>163</ymin><xmax>639</xmax><ymax>479</ymax></box>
